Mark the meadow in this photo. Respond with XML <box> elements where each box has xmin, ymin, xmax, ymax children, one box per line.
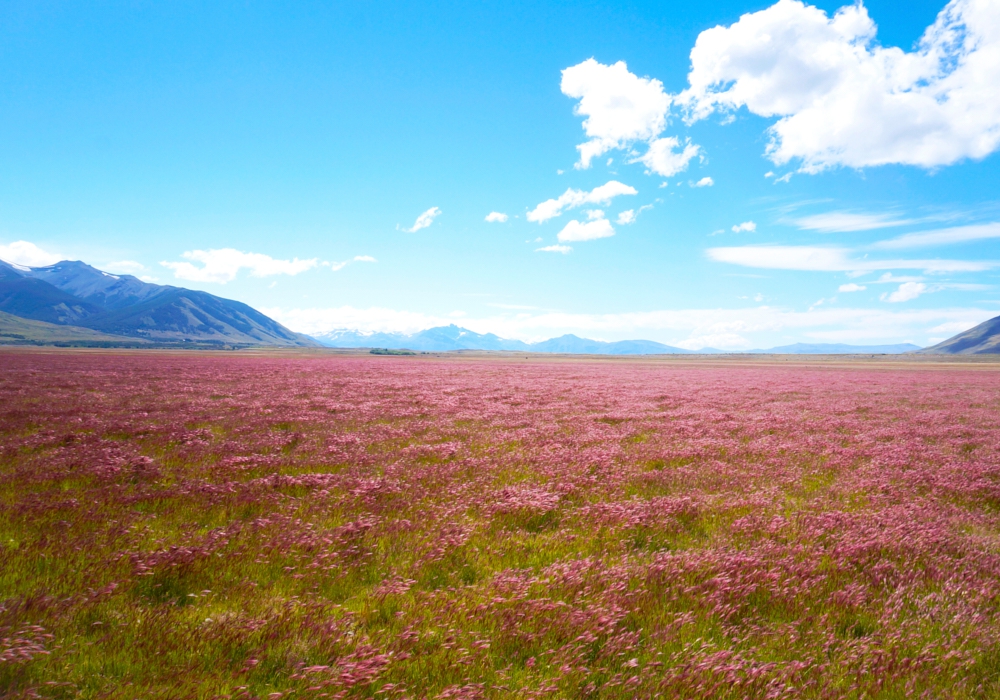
<box><xmin>2</xmin><ymin>349</ymin><xmax>1000</xmax><ymax>699</ymax></box>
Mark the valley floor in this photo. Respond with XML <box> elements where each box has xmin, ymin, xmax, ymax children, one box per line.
<box><xmin>2</xmin><ymin>349</ymin><xmax>1000</xmax><ymax>698</ymax></box>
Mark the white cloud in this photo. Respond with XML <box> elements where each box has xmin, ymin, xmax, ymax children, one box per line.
<box><xmin>839</xmin><ymin>283</ymin><xmax>867</xmax><ymax>292</ymax></box>
<box><xmin>103</xmin><ymin>260</ymin><xmax>146</xmax><ymax>275</ymax></box>
<box><xmin>485</xmin><ymin>212</ymin><xmax>509</xmax><ymax>223</ymax></box>
<box><xmin>677</xmin><ymin>0</ymin><xmax>1000</xmax><ymax>172</ymax></box>
<box><xmin>400</xmin><ymin>207</ymin><xmax>441</xmax><ymax>233</ymax></box>
<box><xmin>329</xmin><ymin>255</ymin><xmax>377</xmax><ymax>272</ymax></box>
<box><xmin>732</xmin><ymin>221</ymin><xmax>757</xmax><ymax>233</ymax></box>
<box><xmin>707</xmin><ymin>245</ymin><xmax>994</xmax><ymax>273</ymax></box>
<box><xmin>0</xmin><ymin>240</ymin><xmax>61</xmax><ymax>268</ymax></box>
<box><xmin>557</xmin><ymin>218</ymin><xmax>615</xmax><ymax>242</ymax></box>
<box><xmin>586</xmin><ymin>209</ymin><xmax>605</xmax><ymax>220</ymax></box>
<box><xmin>527</xmin><ymin>181</ymin><xmax>637</xmax><ymax>223</ymax></box>
<box><xmin>536</xmin><ymin>244</ymin><xmax>573</xmax><ymax>254</ymax></box>
<box><xmin>795</xmin><ymin>211</ymin><xmax>916</xmax><ymax>233</ymax></box>
<box><xmin>617</xmin><ymin>210</ymin><xmax>636</xmax><ymax>225</ymax></box>
<box><xmin>930</xmin><ymin>320</ymin><xmax>979</xmax><ymax>335</ymax></box>
<box><xmin>561</xmin><ymin>59</ymin><xmax>671</xmax><ymax>169</ymax></box>
<box><xmin>693</xmin><ymin>177</ymin><xmax>714</xmax><ymax>187</ymax></box>
<box><xmin>882</xmin><ymin>282</ymin><xmax>927</xmax><ymax>303</ymax></box>
<box><xmin>161</xmin><ymin>249</ymin><xmax>318</xmax><ymax>284</ymax></box>
<box><xmin>872</xmin><ymin>223</ymin><xmax>1000</xmax><ymax>249</ymax></box>
<box><xmin>633</xmin><ymin>137</ymin><xmax>700</xmax><ymax>177</ymax></box>
<box><xmin>876</xmin><ymin>272</ymin><xmax>924</xmax><ymax>283</ymax></box>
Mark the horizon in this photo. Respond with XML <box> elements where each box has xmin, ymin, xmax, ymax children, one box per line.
<box><xmin>1</xmin><ymin>0</ymin><xmax>999</xmax><ymax>350</ymax></box>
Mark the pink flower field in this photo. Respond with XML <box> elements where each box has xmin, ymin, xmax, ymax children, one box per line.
<box><xmin>3</xmin><ymin>350</ymin><xmax>1000</xmax><ymax>698</ymax></box>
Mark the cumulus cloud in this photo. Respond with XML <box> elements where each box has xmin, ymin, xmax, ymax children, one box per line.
<box><xmin>838</xmin><ymin>283</ymin><xmax>867</xmax><ymax>292</ymax></box>
<box><xmin>617</xmin><ymin>210</ymin><xmax>636</xmax><ymax>225</ymax></box>
<box><xmin>527</xmin><ymin>181</ymin><xmax>637</xmax><ymax>223</ymax></box>
<box><xmin>708</xmin><ymin>245</ymin><xmax>993</xmax><ymax>273</ymax></box>
<box><xmin>485</xmin><ymin>212</ymin><xmax>509</xmax><ymax>223</ymax></box>
<box><xmin>0</xmin><ymin>240</ymin><xmax>61</xmax><ymax>268</ymax></box>
<box><xmin>536</xmin><ymin>244</ymin><xmax>573</xmax><ymax>254</ymax></box>
<box><xmin>557</xmin><ymin>219</ymin><xmax>616</xmax><ymax>242</ymax></box>
<box><xmin>693</xmin><ymin>177</ymin><xmax>714</xmax><ymax>187</ymax></box>
<box><xmin>732</xmin><ymin>221</ymin><xmax>757</xmax><ymax>233</ymax></box>
<box><xmin>400</xmin><ymin>207</ymin><xmax>441</xmax><ymax>233</ymax></box>
<box><xmin>677</xmin><ymin>0</ymin><xmax>1000</xmax><ymax>172</ymax></box>
<box><xmin>561</xmin><ymin>59</ymin><xmax>671</xmax><ymax>169</ymax></box>
<box><xmin>882</xmin><ymin>281</ymin><xmax>927</xmax><ymax>303</ymax></box>
<box><xmin>161</xmin><ymin>249</ymin><xmax>319</xmax><ymax>283</ymax></box>
<box><xmin>633</xmin><ymin>137</ymin><xmax>701</xmax><ymax>177</ymax></box>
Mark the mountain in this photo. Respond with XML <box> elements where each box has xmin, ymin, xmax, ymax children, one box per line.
<box><xmin>0</xmin><ymin>262</ymin><xmax>103</xmax><ymax>324</ymax></box>
<box><xmin>748</xmin><ymin>342</ymin><xmax>922</xmax><ymax>355</ymax></box>
<box><xmin>314</xmin><ymin>325</ymin><xmax>694</xmax><ymax>354</ymax></box>
<box><xmin>0</xmin><ymin>310</ymin><xmax>151</xmax><ymax>346</ymax></box>
<box><xmin>0</xmin><ymin>259</ymin><xmax>319</xmax><ymax>347</ymax></box>
<box><xmin>315</xmin><ymin>325</ymin><xmax>530</xmax><ymax>352</ymax></box>
<box><xmin>315</xmin><ymin>325</ymin><xmax>928</xmax><ymax>355</ymax></box>
<box><xmin>528</xmin><ymin>334</ymin><xmax>693</xmax><ymax>354</ymax></box>
<box><xmin>919</xmin><ymin>315</ymin><xmax>1000</xmax><ymax>354</ymax></box>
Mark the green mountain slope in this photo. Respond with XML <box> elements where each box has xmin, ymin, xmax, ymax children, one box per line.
<box><xmin>0</xmin><ymin>310</ymin><xmax>147</xmax><ymax>346</ymax></box>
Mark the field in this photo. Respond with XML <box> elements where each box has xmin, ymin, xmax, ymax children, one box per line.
<box><xmin>3</xmin><ymin>349</ymin><xmax>1000</xmax><ymax>699</ymax></box>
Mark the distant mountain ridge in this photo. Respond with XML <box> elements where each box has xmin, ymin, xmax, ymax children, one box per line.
<box><xmin>0</xmin><ymin>259</ymin><xmax>318</xmax><ymax>347</ymax></box>
<box><xmin>315</xmin><ymin>325</ymin><xmax>696</xmax><ymax>354</ymax></box>
<box><xmin>314</xmin><ymin>326</ymin><xmax>925</xmax><ymax>355</ymax></box>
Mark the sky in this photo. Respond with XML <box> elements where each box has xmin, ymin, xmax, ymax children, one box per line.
<box><xmin>1</xmin><ymin>0</ymin><xmax>999</xmax><ymax>349</ymax></box>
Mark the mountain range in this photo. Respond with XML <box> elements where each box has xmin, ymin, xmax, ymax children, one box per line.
<box><xmin>313</xmin><ymin>326</ymin><xmax>926</xmax><ymax>355</ymax></box>
<box><xmin>0</xmin><ymin>259</ymin><xmax>318</xmax><ymax>347</ymax></box>
<box><xmin>2</xmin><ymin>257</ymin><xmax>997</xmax><ymax>354</ymax></box>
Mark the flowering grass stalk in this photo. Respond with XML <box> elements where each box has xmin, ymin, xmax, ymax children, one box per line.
<box><xmin>2</xmin><ymin>350</ymin><xmax>1000</xmax><ymax>698</ymax></box>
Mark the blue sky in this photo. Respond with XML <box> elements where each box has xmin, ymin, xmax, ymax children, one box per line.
<box><xmin>1</xmin><ymin>0</ymin><xmax>998</xmax><ymax>349</ymax></box>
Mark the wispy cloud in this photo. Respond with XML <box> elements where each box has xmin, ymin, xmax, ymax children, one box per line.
<box><xmin>707</xmin><ymin>245</ymin><xmax>995</xmax><ymax>274</ymax></box>
<box><xmin>485</xmin><ymin>212</ymin><xmax>508</xmax><ymax>223</ymax></box>
<box><xmin>399</xmin><ymin>207</ymin><xmax>441</xmax><ymax>233</ymax></box>
<box><xmin>732</xmin><ymin>221</ymin><xmax>756</xmax><ymax>233</ymax></box>
<box><xmin>527</xmin><ymin>181</ymin><xmax>636</xmax><ymax>223</ymax></box>
<box><xmin>794</xmin><ymin>211</ymin><xmax>916</xmax><ymax>233</ymax></box>
<box><xmin>328</xmin><ymin>255</ymin><xmax>377</xmax><ymax>272</ymax></box>
<box><xmin>535</xmin><ymin>244</ymin><xmax>572</xmax><ymax>254</ymax></box>
<box><xmin>882</xmin><ymin>282</ymin><xmax>927</xmax><ymax>303</ymax></box>
<box><xmin>871</xmin><ymin>223</ymin><xmax>1000</xmax><ymax>250</ymax></box>
<box><xmin>838</xmin><ymin>283</ymin><xmax>866</xmax><ymax>292</ymax></box>
<box><xmin>161</xmin><ymin>249</ymin><xmax>318</xmax><ymax>283</ymax></box>
<box><xmin>692</xmin><ymin>176</ymin><xmax>714</xmax><ymax>187</ymax></box>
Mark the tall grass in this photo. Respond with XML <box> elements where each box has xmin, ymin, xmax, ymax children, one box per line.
<box><xmin>2</xmin><ymin>351</ymin><xmax>1000</xmax><ymax>698</ymax></box>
